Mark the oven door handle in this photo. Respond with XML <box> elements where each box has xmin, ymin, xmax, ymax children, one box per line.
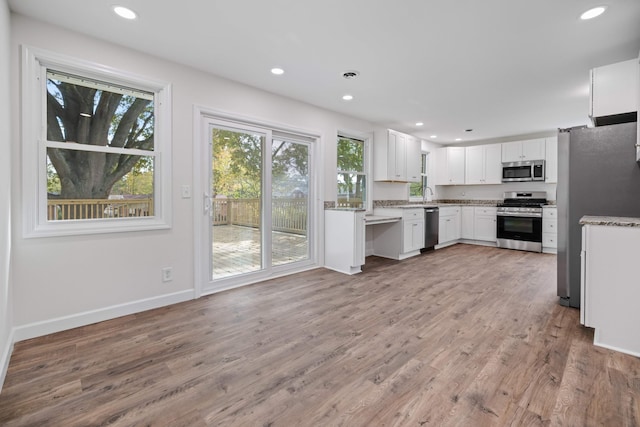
<box><xmin>496</xmin><ymin>212</ymin><xmax>542</xmax><ymax>218</ymax></box>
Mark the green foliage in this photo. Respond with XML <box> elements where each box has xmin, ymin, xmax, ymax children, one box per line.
<box><xmin>337</xmin><ymin>137</ymin><xmax>364</xmax><ymax>172</ymax></box>
<box><xmin>212</xmin><ymin>130</ymin><xmax>309</xmax><ymax>199</ymax></box>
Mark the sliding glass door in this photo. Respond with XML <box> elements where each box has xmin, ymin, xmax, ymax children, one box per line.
<box><xmin>203</xmin><ymin>118</ymin><xmax>314</xmax><ymax>292</ymax></box>
<box><xmin>211</xmin><ymin>126</ymin><xmax>265</xmax><ymax>279</ymax></box>
<box><xmin>271</xmin><ymin>138</ymin><xmax>310</xmax><ymax>266</ymax></box>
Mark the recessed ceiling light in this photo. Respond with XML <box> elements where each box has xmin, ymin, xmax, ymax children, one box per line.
<box><xmin>271</xmin><ymin>68</ymin><xmax>284</xmax><ymax>75</ymax></box>
<box><xmin>416</xmin><ymin>122</ymin><xmax>424</xmax><ymax>126</ymax></box>
<box><xmin>455</xmin><ymin>138</ymin><xmax>462</xmax><ymax>141</ymax></box>
<box><xmin>342</xmin><ymin>94</ymin><xmax>354</xmax><ymax>101</ymax></box>
<box><xmin>580</xmin><ymin>6</ymin><xmax>607</xmax><ymax>20</ymax></box>
<box><xmin>430</xmin><ymin>135</ymin><xmax>437</xmax><ymax>139</ymax></box>
<box><xmin>113</xmin><ymin>6</ymin><xmax>137</xmax><ymax>20</ymax></box>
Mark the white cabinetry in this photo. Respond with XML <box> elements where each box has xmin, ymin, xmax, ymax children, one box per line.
<box><xmin>589</xmin><ymin>58</ymin><xmax>639</xmax><ymax>125</ymax></box>
<box><xmin>545</xmin><ymin>136</ymin><xmax>558</xmax><ymax>183</ymax></box>
<box><xmin>581</xmin><ymin>223</ymin><xmax>640</xmax><ymax>357</ymax></box>
<box><xmin>436</xmin><ymin>147</ymin><xmax>465</xmax><ymax>185</ymax></box>
<box><xmin>374</xmin><ymin>129</ymin><xmax>422</xmax><ymax>182</ymax></box>
<box><xmin>474</xmin><ymin>207</ymin><xmax>498</xmax><ymax>242</ymax></box>
<box><xmin>372</xmin><ymin>208</ymin><xmax>424</xmax><ymax>260</ymax></box>
<box><xmin>465</xmin><ymin>144</ymin><xmax>502</xmax><ymax>184</ymax></box>
<box><xmin>461</xmin><ymin>206</ymin><xmax>474</xmax><ymax>239</ymax></box>
<box><xmin>406</xmin><ymin>135</ymin><xmax>422</xmax><ymax>182</ymax></box>
<box><xmin>502</xmin><ymin>139</ymin><xmax>545</xmax><ymax>162</ymax></box>
<box><xmin>542</xmin><ymin>206</ymin><xmax>557</xmax><ymax>253</ymax></box>
<box><xmin>403</xmin><ymin>213</ymin><xmax>425</xmax><ymax>253</ymax></box>
<box><xmin>438</xmin><ymin>206</ymin><xmax>461</xmax><ymax>246</ymax></box>
<box><xmin>325</xmin><ymin>209</ymin><xmax>365</xmax><ymax>275</ymax></box>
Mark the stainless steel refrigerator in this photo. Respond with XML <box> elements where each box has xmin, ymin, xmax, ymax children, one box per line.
<box><xmin>557</xmin><ymin>121</ymin><xmax>640</xmax><ymax>307</ymax></box>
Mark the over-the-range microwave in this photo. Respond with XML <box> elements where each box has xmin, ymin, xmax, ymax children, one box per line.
<box><xmin>502</xmin><ymin>160</ymin><xmax>545</xmax><ymax>182</ymax></box>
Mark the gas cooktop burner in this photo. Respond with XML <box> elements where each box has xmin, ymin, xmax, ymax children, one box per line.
<box><xmin>499</xmin><ymin>191</ymin><xmax>547</xmax><ymax>208</ymax></box>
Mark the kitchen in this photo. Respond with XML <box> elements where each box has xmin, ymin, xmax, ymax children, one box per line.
<box><xmin>2</xmin><ymin>1</ymin><xmax>640</xmax><ymax>425</ymax></box>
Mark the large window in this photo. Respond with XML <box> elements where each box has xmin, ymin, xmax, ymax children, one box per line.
<box><xmin>22</xmin><ymin>47</ymin><xmax>171</xmax><ymax>237</ymax></box>
<box><xmin>337</xmin><ymin>135</ymin><xmax>367</xmax><ymax>209</ymax></box>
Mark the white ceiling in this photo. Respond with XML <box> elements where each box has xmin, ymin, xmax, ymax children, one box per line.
<box><xmin>8</xmin><ymin>0</ymin><xmax>640</xmax><ymax>143</ymax></box>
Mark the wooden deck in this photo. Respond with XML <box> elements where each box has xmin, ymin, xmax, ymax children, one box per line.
<box><xmin>212</xmin><ymin>225</ymin><xmax>308</xmax><ymax>278</ymax></box>
<box><xmin>1</xmin><ymin>244</ymin><xmax>639</xmax><ymax>426</ymax></box>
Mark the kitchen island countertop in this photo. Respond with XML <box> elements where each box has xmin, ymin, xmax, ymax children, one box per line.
<box><xmin>580</xmin><ymin>215</ymin><xmax>640</xmax><ymax>227</ymax></box>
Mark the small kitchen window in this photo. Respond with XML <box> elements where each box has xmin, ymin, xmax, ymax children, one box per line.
<box><xmin>337</xmin><ymin>134</ymin><xmax>369</xmax><ymax>210</ymax></box>
<box><xmin>409</xmin><ymin>152</ymin><xmax>429</xmax><ymax>201</ymax></box>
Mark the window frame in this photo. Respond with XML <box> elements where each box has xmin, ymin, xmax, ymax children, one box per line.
<box><xmin>22</xmin><ymin>46</ymin><xmax>172</xmax><ymax>238</ymax></box>
<box><xmin>409</xmin><ymin>151</ymin><xmax>429</xmax><ymax>201</ymax></box>
<box><xmin>336</xmin><ymin>132</ymin><xmax>372</xmax><ymax>213</ymax></box>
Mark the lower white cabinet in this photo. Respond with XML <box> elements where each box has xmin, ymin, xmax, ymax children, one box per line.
<box><xmin>403</xmin><ymin>218</ymin><xmax>424</xmax><ymax>253</ymax></box>
<box><xmin>581</xmin><ymin>223</ymin><xmax>640</xmax><ymax>357</ymax></box>
<box><xmin>473</xmin><ymin>207</ymin><xmax>497</xmax><ymax>242</ymax></box>
<box><xmin>543</xmin><ymin>206</ymin><xmax>557</xmax><ymax>253</ymax></box>
<box><xmin>461</xmin><ymin>206</ymin><xmax>474</xmax><ymax>239</ymax></box>
<box><xmin>325</xmin><ymin>209</ymin><xmax>365</xmax><ymax>274</ymax></box>
<box><xmin>373</xmin><ymin>208</ymin><xmax>425</xmax><ymax>260</ymax></box>
<box><xmin>438</xmin><ymin>206</ymin><xmax>461</xmax><ymax>246</ymax></box>
<box><xmin>459</xmin><ymin>206</ymin><xmax>497</xmax><ymax>243</ymax></box>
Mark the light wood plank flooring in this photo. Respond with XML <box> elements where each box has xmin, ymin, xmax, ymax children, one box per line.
<box><xmin>1</xmin><ymin>244</ymin><xmax>639</xmax><ymax>426</ymax></box>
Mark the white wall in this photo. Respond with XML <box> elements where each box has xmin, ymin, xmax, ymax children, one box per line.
<box><xmin>0</xmin><ymin>0</ymin><xmax>14</xmax><ymax>390</ymax></box>
<box><xmin>9</xmin><ymin>15</ymin><xmax>374</xmax><ymax>338</ymax></box>
<box><xmin>437</xmin><ymin>182</ymin><xmax>557</xmax><ymax>201</ymax></box>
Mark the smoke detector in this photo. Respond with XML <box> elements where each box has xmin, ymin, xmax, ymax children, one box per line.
<box><xmin>342</xmin><ymin>70</ymin><xmax>360</xmax><ymax>79</ymax></box>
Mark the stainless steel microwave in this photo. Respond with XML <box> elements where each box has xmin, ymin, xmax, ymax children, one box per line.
<box><xmin>502</xmin><ymin>160</ymin><xmax>545</xmax><ymax>182</ymax></box>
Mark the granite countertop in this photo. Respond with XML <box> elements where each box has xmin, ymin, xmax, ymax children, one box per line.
<box><xmin>580</xmin><ymin>215</ymin><xmax>640</xmax><ymax>227</ymax></box>
<box><xmin>374</xmin><ymin>200</ymin><xmax>500</xmax><ymax>208</ymax></box>
<box><xmin>325</xmin><ymin>207</ymin><xmax>366</xmax><ymax>212</ymax></box>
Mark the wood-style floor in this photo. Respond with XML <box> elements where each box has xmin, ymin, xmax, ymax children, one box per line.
<box><xmin>1</xmin><ymin>244</ymin><xmax>639</xmax><ymax>426</ymax></box>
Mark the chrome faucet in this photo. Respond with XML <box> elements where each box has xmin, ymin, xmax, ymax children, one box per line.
<box><xmin>423</xmin><ymin>186</ymin><xmax>434</xmax><ymax>202</ymax></box>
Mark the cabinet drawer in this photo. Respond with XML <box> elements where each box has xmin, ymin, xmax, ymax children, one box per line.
<box><xmin>439</xmin><ymin>206</ymin><xmax>460</xmax><ymax>216</ymax></box>
<box><xmin>475</xmin><ymin>207</ymin><xmax>497</xmax><ymax>216</ymax></box>
<box><xmin>402</xmin><ymin>209</ymin><xmax>424</xmax><ymax>220</ymax></box>
<box><xmin>543</xmin><ymin>207</ymin><xmax>557</xmax><ymax>219</ymax></box>
<box><xmin>543</xmin><ymin>232</ymin><xmax>557</xmax><ymax>248</ymax></box>
<box><xmin>543</xmin><ymin>219</ymin><xmax>557</xmax><ymax>233</ymax></box>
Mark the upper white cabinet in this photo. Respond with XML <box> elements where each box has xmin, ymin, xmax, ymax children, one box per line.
<box><xmin>436</xmin><ymin>147</ymin><xmax>465</xmax><ymax>185</ymax></box>
<box><xmin>406</xmin><ymin>135</ymin><xmax>422</xmax><ymax>182</ymax></box>
<box><xmin>374</xmin><ymin>129</ymin><xmax>421</xmax><ymax>182</ymax></box>
<box><xmin>545</xmin><ymin>136</ymin><xmax>558</xmax><ymax>183</ymax></box>
<box><xmin>590</xmin><ymin>58</ymin><xmax>639</xmax><ymax>126</ymax></box>
<box><xmin>464</xmin><ymin>144</ymin><xmax>502</xmax><ymax>185</ymax></box>
<box><xmin>502</xmin><ymin>138</ymin><xmax>546</xmax><ymax>162</ymax></box>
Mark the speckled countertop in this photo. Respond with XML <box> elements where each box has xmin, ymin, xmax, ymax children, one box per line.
<box><xmin>373</xmin><ymin>199</ymin><xmax>501</xmax><ymax>208</ymax></box>
<box><xmin>580</xmin><ymin>215</ymin><xmax>640</xmax><ymax>227</ymax></box>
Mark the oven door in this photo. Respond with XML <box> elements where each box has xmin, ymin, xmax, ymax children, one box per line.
<box><xmin>496</xmin><ymin>212</ymin><xmax>543</xmax><ymax>252</ymax></box>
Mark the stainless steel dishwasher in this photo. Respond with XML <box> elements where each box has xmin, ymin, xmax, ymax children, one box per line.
<box><xmin>424</xmin><ymin>207</ymin><xmax>439</xmax><ymax>250</ymax></box>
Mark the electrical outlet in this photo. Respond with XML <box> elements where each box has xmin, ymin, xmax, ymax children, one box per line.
<box><xmin>161</xmin><ymin>267</ymin><xmax>173</xmax><ymax>282</ymax></box>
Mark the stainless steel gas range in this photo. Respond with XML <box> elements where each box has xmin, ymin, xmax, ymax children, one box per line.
<box><xmin>496</xmin><ymin>191</ymin><xmax>546</xmax><ymax>253</ymax></box>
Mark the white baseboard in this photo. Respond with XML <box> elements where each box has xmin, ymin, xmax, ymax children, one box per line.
<box><xmin>0</xmin><ymin>328</ymin><xmax>14</xmax><ymax>393</ymax></box>
<box><xmin>12</xmin><ymin>289</ymin><xmax>194</xmax><ymax>343</ymax></box>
